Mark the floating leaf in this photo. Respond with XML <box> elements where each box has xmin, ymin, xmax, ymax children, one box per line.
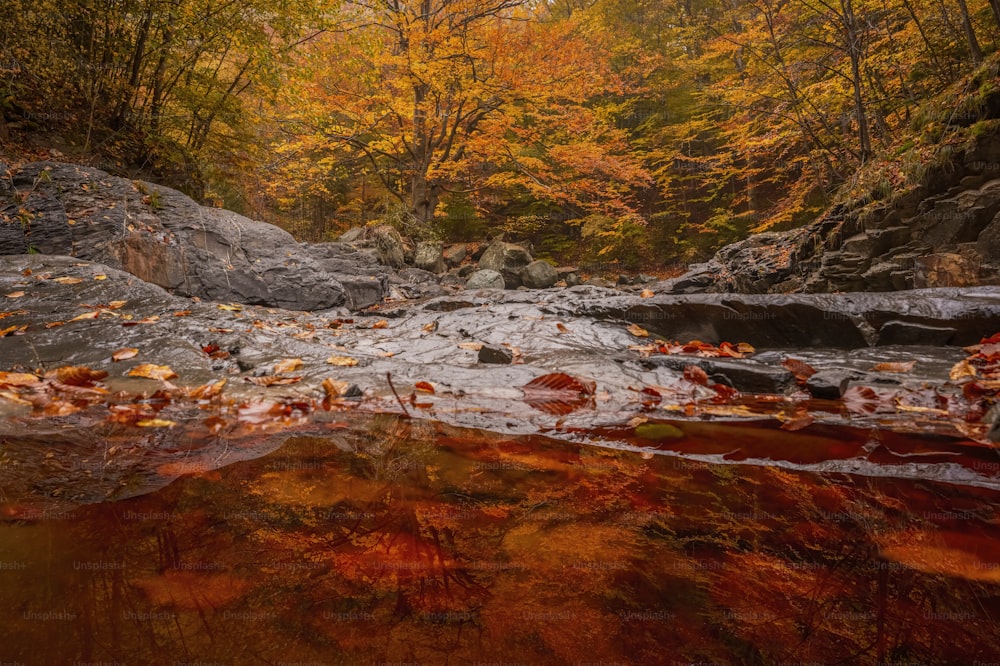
<box><xmin>112</xmin><ymin>348</ymin><xmax>139</xmax><ymax>362</ymax></box>
<box><xmin>872</xmin><ymin>361</ymin><xmax>916</xmax><ymax>373</ymax></box>
<box><xmin>627</xmin><ymin>323</ymin><xmax>649</xmax><ymax>337</ymax></box>
<box><xmin>327</xmin><ymin>356</ymin><xmax>359</xmax><ymax>367</ymax></box>
<box><xmin>273</xmin><ymin>358</ymin><xmax>303</xmax><ymax>374</ymax></box>
<box><xmin>128</xmin><ymin>364</ymin><xmax>178</xmax><ymax>381</ymax></box>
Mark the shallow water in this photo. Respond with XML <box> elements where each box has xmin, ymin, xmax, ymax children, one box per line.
<box><xmin>2</xmin><ymin>414</ymin><xmax>1000</xmax><ymax>665</ymax></box>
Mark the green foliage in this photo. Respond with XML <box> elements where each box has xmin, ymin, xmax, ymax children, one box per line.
<box><xmin>433</xmin><ymin>193</ymin><xmax>486</xmax><ymax>242</ymax></box>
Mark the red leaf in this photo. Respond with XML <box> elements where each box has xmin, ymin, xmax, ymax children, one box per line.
<box><xmin>522</xmin><ymin>372</ymin><xmax>596</xmax><ymax>415</ymax></box>
<box><xmin>842</xmin><ymin>385</ymin><xmax>882</xmax><ymax>415</ymax></box>
<box><xmin>683</xmin><ymin>365</ymin><xmax>709</xmax><ymax>386</ymax></box>
<box><xmin>782</xmin><ymin>358</ymin><xmax>817</xmax><ymax>383</ymax></box>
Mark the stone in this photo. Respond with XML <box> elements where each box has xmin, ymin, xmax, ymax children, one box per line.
<box><xmin>465</xmin><ymin>269</ymin><xmax>506</xmax><ymax>290</ymax></box>
<box><xmin>0</xmin><ymin>162</ymin><xmax>352</xmax><ymax>311</ymax></box>
<box><xmin>478</xmin><ymin>241</ymin><xmax>532</xmax><ymax>288</ymax></box>
<box><xmin>806</xmin><ymin>371</ymin><xmax>853</xmax><ymax>400</ymax></box>
<box><xmin>641</xmin><ymin>356</ymin><xmax>796</xmax><ymax>394</ymax></box>
<box><xmin>442</xmin><ymin>244</ymin><xmax>467</xmax><ymax>267</ymax></box>
<box><xmin>414</xmin><ymin>241</ymin><xmax>446</xmax><ymax>274</ymax></box>
<box><xmin>338</xmin><ymin>227</ymin><xmax>365</xmax><ymax>243</ymax></box>
<box><xmin>363</xmin><ymin>225</ymin><xmax>406</xmax><ymax>268</ymax></box>
<box><xmin>478</xmin><ymin>344</ymin><xmax>513</xmax><ymax>364</ymax></box>
<box><xmin>521</xmin><ymin>260</ymin><xmax>558</xmax><ymax>289</ymax></box>
<box><xmin>913</xmin><ymin>253</ymin><xmax>981</xmax><ymax>288</ymax></box>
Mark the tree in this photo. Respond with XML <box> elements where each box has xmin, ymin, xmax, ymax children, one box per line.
<box><xmin>269</xmin><ymin>0</ymin><xmax>649</xmax><ymax>231</ymax></box>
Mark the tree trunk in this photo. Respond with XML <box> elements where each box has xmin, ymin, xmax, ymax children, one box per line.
<box><xmin>842</xmin><ymin>0</ymin><xmax>872</xmax><ymax>162</ymax></box>
<box><xmin>410</xmin><ymin>170</ymin><xmax>440</xmax><ymax>226</ymax></box>
<box><xmin>956</xmin><ymin>0</ymin><xmax>984</xmax><ymax>63</ymax></box>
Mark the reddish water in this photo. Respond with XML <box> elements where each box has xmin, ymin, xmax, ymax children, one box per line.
<box><xmin>2</xmin><ymin>415</ymin><xmax>1000</xmax><ymax>664</ymax></box>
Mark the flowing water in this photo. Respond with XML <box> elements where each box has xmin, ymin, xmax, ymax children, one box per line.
<box><xmin>2</xmin><ymin>414</ymin><xmax>1000</xmax><ymax>665</ymax></box>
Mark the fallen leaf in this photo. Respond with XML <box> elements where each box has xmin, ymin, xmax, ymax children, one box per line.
<box><xmin>136</xmin><ymin>419</ymin><xmax>177</xmax><ymax>428</ymax></box>
<box><xmin>112</xmin><ymin>348</ymin><xmax>139</xmax><ymax>362</ymax></box>
<box><xmin>422</xmin><ymin>321</ymin><xmax>438</xmax><ymax>333</ymax></box>
<box><xmin>327</xmin><ymin>356</ymin><xmax>359</xmax><ymax>367</ymax></box>
<box><xmin>0</xmin><ymin>390</ymin><xmax>31</xmax><ymax>406</ymax></box>
<box><xmin>372</xmin><ymin>319</ymin><xmax>389</xmax><ymax>329</ymax></box>
<box><xmin>173</xmin><ymin>310</ymin><xmax>191</xmax><ymax>317</ymax></box>
<box><xmin>782</xmin><ymin>358</ymin><xmax>817</xmax><ymax>383</ymax></box>
<box><xmin>683</xmin><ymin>365</ymin><xmax>709</xmax><ymax>386</ymax></box>
<box><xmin>128</xmin><ymin>364</ymin><xmax>178</xmax><ymax>381</ymax></box>
<box><xmin>244</xmin><ymin>375</ymin><xmax>302</xmax><ymax>386</ymax></box>
<box><xmin>44</xmin><ymin>321</ymin><xmax>64</xmax><ymax>328</ymax></box>
<box><xmin>950</xmin><ymin>359</ymin><xmax>977</xmax><ymax>382</ymax></box>
<box><xmin>872</xmin><ymin>361</ymin><xmax>916</xmax><ymax>373</ymax></box>
<box><xmin>522</xmin><ymin>372</ymin><xmax>596</xmax><ymax>415</ymax></box>
<box><xmin>0</xmin><ymin>324</ymin><xmax>26</xmax><ymax>337</ymax></box>
<box><xmin>322</xmin><ymin>378</ymin><xmax>349</xmax><ymax>398</ymax></box>
<box><xmin>208</xmin><ymin>327</ymin><xmax>233</xmax><ymax>333</ymax></box>
<box><xmin>627</xmin><ymin>323</ymin><xmax>649</xmax><ymax>337</ymax></box>
<box><xmin>46</xmin><ymin>366</ymin><xmax>108</xmax><ymax>386</ymax></box>
<box><xmin>69</xmin><ymin>311</ymin><xmax>100</xmax><ymax>322</ymax></box>
<box><xmin>415</xmin><ymin>381</ymin><xmax>435</xmax><ymax>394</ymax></box>
<box><xmin>189</xmin><ymin>379</ymin><xmax>226</xmax><ymax>400</ymax></box>
<box><xmin>108</xmin><ymin>300</ymin><xmax>127</xmax><ymax>309</ymax></box>
<box><xmin>217</xmin><ymin>304</ymin><xmax>242</xmax><ymax>312</ymax></box>
<box><xmin>53</xmin><ymin>277</ymin><xmax>83</xmax><ymax>285</ymax></box>
<box><xmin>273</xmin><ymin>358</ymin><xmax>303</xmax><ymax>374</ymax></box>
<box><xmin>4</xmin><ymin>291</ymin><xmax>25</xmax><ymax>298</ymax></box>
<box><xmin>556</xmin><ymin>323</ymin><xmax>570</xmax><ymax>334</ymax></box>
<box><xmin>93</xmin><ymin>274</ymin><xmax>107</xmax><ymax>281</ymax></box>
<box><xmin>640</xmin><ymin>289</ymin><xmax>654</xmax><ymax>298</ymax></box>
<box><xmin>458</xmin><ymin>342</ymin><xmax>484</xmax><ymax>351</ymax></box>
<box><xmin>0</xmin><ymin>372</ymin><xmax>40</xmax><ymax>387</ymax></box>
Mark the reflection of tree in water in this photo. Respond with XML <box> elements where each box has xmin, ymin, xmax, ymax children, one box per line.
<box><xmin>4</xmin><ymin>416</ymin><xmax>1000</xmax><ymax>664</ymax></box>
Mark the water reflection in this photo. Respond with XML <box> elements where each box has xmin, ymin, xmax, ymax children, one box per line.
<box><xmin>2</xmin><ymin>414</ymin><xmax>1000</xmax><ymax>664</ymax></box>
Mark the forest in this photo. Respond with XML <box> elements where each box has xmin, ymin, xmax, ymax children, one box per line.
<box><xmin>2</xmin><ymin>0</ymin><xmax>999</xmax><ymax>267</ymax></box>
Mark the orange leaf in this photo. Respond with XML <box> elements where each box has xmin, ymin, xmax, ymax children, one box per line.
<box><xmin>0</xmin><ymin>372</ymin><xmax>40</xmax><ymax>387</ymax></box>
<box><xmin>950</xmin><ymin>359</ymin><xmax>977</xmax><ymax>382</ymax></box>
<box><xmin>4</xmin><ymin>291</ymin><xmax>25</xmax><ymax>298</ymax></box>
<box><xmin>112</xmin><ymin>348</ymin><xmax>139</xmax><ymax>362</ymax></box>
<box><xmin>627</xmin><ymin>323</ymin><xmax>649</xmax><ymax>337</ymax></box>
<box><xmin>53</xmin><ymin>277</ymin><xmax>83</xmax><ymax>285</ymax></box>
<box><xmin>372</xmin><ymin>319</ymin><xmax>389</xmax><ymax>329</ymax></box>
<box><xmin>189</xmin><ymin>379</ymin><xmax>226</xmax><ymax>400</ymax></box>
<box><xmin>46</xmin><ymin>366</ymin><xmax>108</xmax><ymax>386</ymax></box>
<box><xmin>640</xmin><ymin>289</ymin><xmax>654</xmax><ymax>298</ymax></box>
<box><xmin>782</xmin><ymin>358</ymin><xmax>817</xmax><ymax>383</ymax></box>
<box><xmin>872</xmin><ymin>361</ymin><xmax>916</xmax><ymax>373</ymax></box>
<box><xmin>322</xmin><ymin>377</ymin><xmax>349</xmax><ymax>398</ymax></box>
<box><xmin>69</xmin><ymin>311</ymin><xmax>100</xmax><ymax>322</ymax></box>
<box><xmin>244</xmin><ymin>375</ymin><xmax>302</xmax><ymax>386</ymax></box>
<box><xmin>326</xmin><ymin>356</ymin><xmax>359</xmax><ymax>367</ymax></box>
<box><xmin>556</xmin><ymin>322</ymin><xmax>570</xmax><ymax>333</ymax></box>
<box><xmin>683</xmin><ymin>365</ymin><xmax>709</xmax><ymax>386</ymax></box>
<box><xmin>273</xmin><ymin>358</ymin><xmax>303</xmax><ymax>374</ymax></box>
<box><xmin>128</xmin><ymin>364</ymin><xmax>178</xmax><ymax>381</ymax></box>
<box><xmin>415</xmin><ymin>381</ymin><xmax>435</xmax><ymax>393</ymax></box>
<box><xmin>136</xmin><ymin>419</ymin><xmax>177</xmax><ymax>428</ymax></box>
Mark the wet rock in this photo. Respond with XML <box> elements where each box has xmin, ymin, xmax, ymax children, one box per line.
<box><xmin>457</xmin><ymin>264</ymin><xmax>477</xmax><ymax>278</ymax></box>
<box><xmin>521</xmin><ymin>260</ymin><xmax>558</xmax><ymax>289</ymax></box>
<box><xmin>338</xmin><ymin>227</ymin><xmax>365</xmax><ymax>243</ymax></box>
<box><xmin>442</xmin><ymin>244</ymin><xmax>467</xmax><ymax>267</ymax></box>
<box><xmin>478</xmin><ymin>241</ymin><xmax>532</xmax><ymax>288</ymax></box>
<box><xmin>0</xmin><ymin>162</ymin><xmax>401</xmax><ymax>311</ymax></box>
<box><xmin>874</xmin><ymin>320</ymin><xmax>957</xmax><ymax>346</ymax></box>
<box><xmin>414</xmin><ymin>241</ymin><xmax>446</xmax><ymax>274</ymax></box>
<box><xmin>913</xmin><ymin>252</ymin><xmax>982</xmax><ymax>287</ymax></box>
<box><xmin>478</xmin><ymin>344</ymin><xmax>513</xmax><ymax>364</ymax></box>
<box><xmin>806</xmin><ymin>370</ymin><xmax>854</xmax><ymax>399</ymax></box>
<box><xmin>565</xmin><ymin>272</ymin><xmax>582</xmax><ymax>287</ymax></box>
<box><xmin>641</xmin><ymin>356</ymin><xmax>796</xmax><ymax>394</ymax></box>
<box><xmin>465</xmin><ymin>269</ymin><xmax>506</xmax><ymax>290</ymax></box>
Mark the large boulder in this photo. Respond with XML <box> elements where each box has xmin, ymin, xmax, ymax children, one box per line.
<box><xmin>478</xmin><ymin>241</ymin><xmax>532</xmax><ymax>288</ymax></box>
<box><xmin>0</xmin><ymin>162</ymin><xmax>389</xmax><ymax>311</ymax></box>
<box><xmin>414</xmin><ymin>241</ymin><xmax>446</xmax><ymax>274</ymax></box>
<box><xmin>465</xmin><ymin>269</ymin><xmax>506</xmax><ymax>290</ymax></box>
<box><xmin>521</xmin><ymin>260</ymin><xmax>558</xmax><ymax>289</ymax></box>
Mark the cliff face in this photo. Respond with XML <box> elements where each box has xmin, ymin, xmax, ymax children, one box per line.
<box><xmin>670</xmin><ymin>126</ymin><xmax>1000</xmax><ymax>294</ymax></box>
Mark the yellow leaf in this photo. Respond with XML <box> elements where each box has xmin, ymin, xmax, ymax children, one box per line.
<box><xmin>327</xmin><ymin>356</ymin><xmax>359</xmax><ymax>367</ymax></box>
<box><xmin>0</xmin><ymin>324</ymin><xmax>26</xmax><ymax>337</ymax></box>
<box><xmin>136</xmin><ymin>419</ymin><xmax>177</xmax><ymax>428</ymax></box>
<box><xmin>0</xmin><ymin>372</ymin><xmax>40</xmax><ymax>387</ymax></box>
<box><xmin>274</xmin><ymin>358</ymin><xmax>303</xmax><ymax>373</ymax></box>
<box><xmin>70</xmin><ymin>311</ymin><xmax>100</xmax><ymax>322</ymax></box>
<box><xmin>112</xmin><ymin>348</ymin><xmax>139</xmax><ymax>361</ymax></box>
<box><xmin>108</xmin><ymin>300</ymin><xmax>127</xmax><ymax>309</ymax></box>
<box><xmin>950</xmin><ymin>359</ymin><xmax>977</xmax><ymax>382</ymax></box>
<box><xmin>458</xmin><ymin>342</ymin><xmax>484</xmax><ymax>351</ymax></box>
<box><xmin>54</xmin><ymin>277</ymin><xmax>83</xmax><ymax>285</ymax></box>
<box><xmin>94</xmin><ymin>274</ymin><xmax>107</xmax><ymax>281</ymax></box>
<box><xmin>128</xmin><ymin>364</ymin><xmax>178</xmax><ymax>381</ymax></box>
<box><xmin>189</xmin><ymin>379</ymin><xmax>226</xmax><ymax>400</ymax></box>
<box><xmin>627</xmin><ymin>323</ymin><xmax>649</xmax><ymax>337</ymax></box>
<box><xmin>218</xmin><ymin>304</ymin><xmax>242</xmax><ymax>312</ymax></box>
